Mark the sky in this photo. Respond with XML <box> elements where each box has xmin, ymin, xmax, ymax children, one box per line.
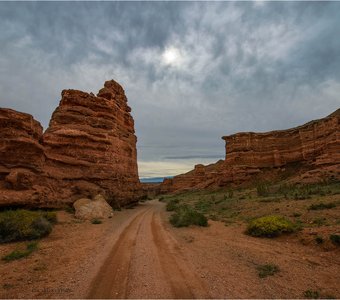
<box><xmin>0</xmin><ymin>1</ymin><xmax>339</xmax><ymax>178</ymax></box>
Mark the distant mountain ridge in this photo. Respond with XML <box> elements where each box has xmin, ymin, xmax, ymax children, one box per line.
<box><xmin>140</xmin><ymin>177</ymin><xmax>173</xmax><ymax>183</ymax></box>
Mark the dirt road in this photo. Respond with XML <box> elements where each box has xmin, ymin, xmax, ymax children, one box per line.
<box><xmin>87</xmin><ymin>202</ymin><xmax>209</xmax><ymax>299</ymax></box>
<box><xmin>1</xmin><ymin>199</ymin><xmax>339</xmax><ymax>299</ymax></box>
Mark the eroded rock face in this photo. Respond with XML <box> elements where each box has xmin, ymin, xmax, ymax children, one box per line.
<box><xmin>160</xmin><ymin>109</ymin><xmax>340</xmax><ymax>193</ymax></box>
<box><xmin>0</xmin><ymin>108</ymin><xmax>44</xmax><ymax>173</ymax></box>
<box><xmin>0</xmin><ymin>80</ymin><xmax>142</xmax><ymax>208</ymax></box>
<box><xmin>0</xmin><ymin>109</ymin><xmax>45</xmax><ymax>206</ymax></box>
<box><xmin>43</xmin><ymin>80</ymin><xmax>140</xmax><ymax>206</ymax></box>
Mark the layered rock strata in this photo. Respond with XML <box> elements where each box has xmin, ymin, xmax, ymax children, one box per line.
<box><xmin>0</xmin><ymin>80</ymin><xmax>141</xmax><ymax>208</ymax></box>
<box><xmin>160</xmin><ymin>109</ymin><xmax>340</xmax><ymax>193</ymax></box>
<box><xmin>0</xmin><ymin>109</ymin><xmax>46</xmax><ymax>206</ymax></box>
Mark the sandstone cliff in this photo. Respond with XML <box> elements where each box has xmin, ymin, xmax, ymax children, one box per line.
<box><xmin>0</xmin><ymin>109</ymin><xmax>46</xmax><ymax>206</ymax></box>
<box><xmin>160</xmin><ymin>109</ymin><xmax>340</xmax><ymax>193</ymax></box>
<box><xmin>0</xmin><ymin>80</ymin><xmax>141</xmax><ymax>208</ymax></box>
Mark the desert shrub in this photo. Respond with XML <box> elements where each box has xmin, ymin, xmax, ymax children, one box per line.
<box><xmin>256</xmin><ymin>264</ymin><xmax>279</xmax><ymax>278</ymax></box>
<box><xmin>330</xmin><ymin>234</ymin><xmax>340</xmax><ymax>246</ymax></box>
<box><xmin>169</xmin><ymin>205</ymin><xmax>208</xmax><ymax>227</ymax></box>
<box><xmin>42</xmin><ymin>211</ymin><xmax>57</xmax><ymax>224</ymax></box>
<box><xmin>228</xmin><ymin>190</ymin><xmax>234</xmax><ymax>198</ymax></box>
<box><xmin>91</xmin><ymin>218</ymin><xmax>102</xmax><ymax>224</ymax></box>
<box><xmin>65</xmin><ymin>206</ymin><xmax>75</xmax><ymax>214</ymax></box>
<box><xmin>166</xmin><ymin>198</ymin><xmax>179</xmax><ymax>211</ymax></box>
<box><xmin>259</xmin><ymin>197</ymin><xmax>281</xmax><ymax>203</ymax></box>
<box><xmin>0</xmin><ymin>210</ymin><xmax>55</xmax><ymax>243</ymax></box>
<box><xmin>308</xmin><ymin>202</ymin><xmax>336</xmax><ymax>210</ymax></box>
<box><xmin>312</xmin><ymin>218</ymin><xmax>326</xmax><ymax>226</ymax></box>
<box><xmin>256</xmin><ymin>182</ymin><xmax>269</xmax><ymax>197</ymax></box>
<box><xmin>194</xmin><ymin>199</ymin><xmax>211</xmax><ymax>213</ymax></box>
<box><xmin>293</xmin><ymin>212</ymin><xmax>302</xmax><ymax>217</ymax></box>
<box><xmin>278</xmin><ymin>183</ymin><xmax>290</xmax><ymax>199</ymax></box>
<box><xmin>246</xmin><ymin>215</ymin><xmax>296</xmax><ymax>237</ymax></box>
<box><xmin>315</xmin><ymin>236</ymin><xmax>324</xmax><ymax>244</ymax></box>
<box><xmin>304</xmin><ymin>290</ymin><xmax>320</xmax><ymax>299</ymax></box>
<box><xmin>2</xmin><ymin>241</ymin><xmax>38</xmax><ymax>262</ymax></box>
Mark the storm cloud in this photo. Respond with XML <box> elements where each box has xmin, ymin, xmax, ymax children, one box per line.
<box><xmin>0</xmin><ymin>1</ymin><xmax>339</xmax><ymax>178</ymax></box>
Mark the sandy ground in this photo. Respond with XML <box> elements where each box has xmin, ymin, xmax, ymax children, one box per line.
<box><xmin>0</xmin><ymin>200</ymin><xmax>339</xmax><ymax>299</ymax></box>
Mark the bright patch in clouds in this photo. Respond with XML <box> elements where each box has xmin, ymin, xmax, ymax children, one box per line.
<box><xmin>162</xmin><ymin>46</ymin><xmax>182</xmax><ymax>67</ymax></box>
<box><xmin>1</xmin><ymin>2</ymin><xmax>339</xmax><ymax>179</ymax></box>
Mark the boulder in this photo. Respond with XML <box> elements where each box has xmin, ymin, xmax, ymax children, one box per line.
<box><xmin>73</xmin><ymin>194</ymin><xmax>113</xmax><ymax>220</ymax></box>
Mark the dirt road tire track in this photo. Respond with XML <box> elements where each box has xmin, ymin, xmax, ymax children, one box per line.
<box><xmin>87</xmin><ymin>208</ymin><xmax>152</xmax><ymax>299</ymax></box>
<box><xmin>87</xmin><ymin>201</ymin><xmax>210</xmax><ymax>299</ymax></box>
<box><xmin>151</xmin><ymin>211</ymin><xmax>210</xmax><ymax>299</ymax></box>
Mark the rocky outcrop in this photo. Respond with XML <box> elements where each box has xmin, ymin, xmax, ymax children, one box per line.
<box><xmin>0</xmin><ymin>109</ymin><xmax>46</xmax><ymax>206</ymax></box>
<box><xmin>0</xmin><ymin>80</ymin><xmax>142</xmax><ymax>208</ymax></box>
<box><xmin>43</xmin><ymin>80</ymin><xmax>140</xmax><ymax>206</ymax></box>
<box><xmin>160</xmin><ymin>109</ymin><xmax>340</xmax><ymax>193</ymax></box>
<box><xmin>0</xmin><ymin>108</ymin><xmax>45</xmax><ymax>174</ymax></box>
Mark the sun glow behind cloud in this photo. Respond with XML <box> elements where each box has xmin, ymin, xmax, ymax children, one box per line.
<box><xmin>1</xmin><ymin>2</ymin><xmax>340</xmax><ymax>179</ymax></box>
<box><xmin>161</xmin><ymin>46</ymin><xmax>182</xmax><ymax>67</ymax></box>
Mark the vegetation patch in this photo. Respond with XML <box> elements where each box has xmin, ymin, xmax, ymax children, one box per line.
<box><xmin>315</xmin><ymin>236</ymin><xmax>324</xmax><ymax>244</ymax></box>
<box><xmin>169</xmin><ymin>205</ymin><xmax>208</xmax><ymax>228</ymax></box>
<box><xmin>246</xmin><ymin>215</ymin><xmax>296</xmax><ymax>237</ymax></box>
<box><xmin>65</xmin><ymin>206</ymin><xmax>75</xmax><ymax>214</ymax></box>
<box><xmin>256</xmin><ymin>182</ymin><xmax>269</xmax><ymax>197</ymax></box>
<box><xmin>0</xmin><ymin>210</ymin><xmax>56</xmax><ymax>243</ymax></box>
<box><xmin>91</xmin><ymin>218</ymin><xmax>102</xmax><ymax>224</ymax></box>
<box><xmin>308</xmin><ymin>202</ymin><xmax>336</xmax><ymax>210</ymax></box>
<box><xmin>312</xmin><ymin>218</ymin><xmax>326</xmax><ymax>226</ymax></box>
<box><xmin>304</xmin><ymin>290</ymin><xmax>320</xmax><ymax>299</ymax></box>
<box><xmin>330</xmin><ymin>234</ymin><xmax>340</xmax><ymax>246</ymax></box>
<box><xmin>2</xmin><ymin>241</ymin><xmax>39</xmax><ymax>262</ymax></box>
<box><xmin>166</xmin><ymin>198</ymin><xmax>180</xmax><ymax>211</ymax></box>
<box><xmin>256</xmin><ymin>264</ymin><xmax>279</xmax><ymax>278</ymax></box>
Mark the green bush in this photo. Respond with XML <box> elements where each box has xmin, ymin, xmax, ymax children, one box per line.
<box><xmin>256</xmin><ymin>264</ymin><xmax>279</xmax><ymax>278</ymax></box>
<box><xmin>194</xmin><ymin>199</ymin><xmax>211</xmax><ymax>213</ymax></box>
<box><xmin>312</xmin><ymin>218</ymin><xmax>326</xmax><ymax>226</ymax></box>
<box><xmin>256</xmin><ymin>182</ymin><xmax>269</xmax><ymax>197</ymax></box>
<box><xmin>166</xmin><ymin>198</ymin><xmax>179</xmax><ymax>211</ymax></box>
<box><xmin>2</xmin><ymin>241</ymin><xmax>38</xmax><ymax>262</ymax></box>
<box><xmin>0</xmin><ymin>210</ymin><xmax>56</xmax><ymax>243</ymax></box>
<box><xmin>315</xmin><ymin>236</ymin><xmax>324</xmax><ymax>244</ymax></box>
<box><xmin>91</xmin><ymin>218</ymin><xmax>102</xmax><ymax>224</ymax></box>
<box><xmin>308</xmin><ymin>202</ymin><xmax>336</xmax><ymax>210</ymax></box>
<box><xmin>304</xmin><ymin>290</ymin><xmax>320</xmax><ymax>299</ymax></box>
<box><xmin>246</xmin><ymin>215</ymin><xmax>296</xmax><ymax>237</ymax></box>
<box><xmin>330</xmin><ymin>234</ymin><xmax>340</xmax><ymax>246</ymax></box>
<box><xmin>169</xmin><ymin>205</ymin><xmax>208</xmax><ymax>228</ymax></box>
<box><xmin>65</xmin><ymin>206</ymin><xmax>75</xmax><ymax>214</ymax></box>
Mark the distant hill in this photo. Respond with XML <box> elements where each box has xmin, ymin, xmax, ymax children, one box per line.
<box><xmin>140</xmin><ymin>177</ymin><xmax>173</xmax><ymax>183</ymax></box>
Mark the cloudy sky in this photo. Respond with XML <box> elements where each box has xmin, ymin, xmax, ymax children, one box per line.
<box><xmin>0</xmin><ymin>1</ymin><xmax>339</xmax><ymax>178</ymax></box>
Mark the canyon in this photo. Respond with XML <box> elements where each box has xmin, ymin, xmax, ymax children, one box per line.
<box><xmin>1</xmin><ymin>79</ymin><xmax>339</xmax><ymax>206</ymax></box>
<box><xmin>159</xmin><ymin>109</ymin><xmax>340</xmax><ymax>194</ymax></box>
<box><xmin>0</xmin><ymin>80</ymin><xmax>141</xmax><ymax>208</ymax></box>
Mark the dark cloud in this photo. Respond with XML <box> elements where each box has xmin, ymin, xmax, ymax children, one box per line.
<box><xmin>0</xmin><ymin>1</ymin><xmax>339</xmax><ymax>177</ymax></box>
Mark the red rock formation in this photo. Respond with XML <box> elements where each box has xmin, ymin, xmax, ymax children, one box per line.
<box><xmin>0</xmin><ymin>80</ymin><xmax>142</xmax><ymax>208</ymax></box>
<box><xmin>0</xmin><ymin>108</ymin><xmax>45</xmax><ymax>206</ymax></box>
<box><xmin>43</xmin><ymin>80</ymin><xmax>140</xmax><ymax>206</ymax></box>
<box><xmin>160</xmin><ymin>109</ymin><xmax>340</xmax><ymax>193</ymax></box>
